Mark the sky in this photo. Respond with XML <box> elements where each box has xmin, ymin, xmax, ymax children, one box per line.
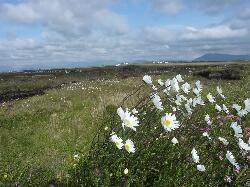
<box><xmin>0</xmin><ymin>0</ymin><xmax>250</xmax><ymax>70</ymax></box>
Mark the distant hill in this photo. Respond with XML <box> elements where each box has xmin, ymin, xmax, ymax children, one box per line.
<box><xmin>194</xmin><ymin>53</ymin><xmax>250</xmax><ymax>61</ymax></box>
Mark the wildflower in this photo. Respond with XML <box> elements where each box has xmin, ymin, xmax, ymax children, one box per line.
<box><xmin>238</xmin><ymin>109</ymin><xmax>248</xmax><ymax>117</ymax></box>
<box><xmin>207</xmin><ymin>93</ymin><xmax>215</xmax><ymax>103</ymax></box>
<box><xmin>171</xmin><ymin>137</ymin><xmax>179</xmax><ymax>145</ymax></box>
<box><xmin>185</xmin><ymin>103</ymin><xmax>192</xmax><ymax>115</ymax></box>
<box><xmin>143</xmin><ymin>75</ymin><xmax>152</xmax><ymax>85</ymax></box>
<box><xmin>170</xmin><ymin>78</ymin><xmax>180</xmax><ymax>92</ymax></box>
<box><xmin>232</xmin><ymin>103</ymin><xmax>247</xmax><ymax>117</ymax></box>
<box><xmin>193</xmin><ymin>96</ymin><xmax>204</xmax><ymax>107</ymax></box>
<box><xmin>132</xmin><ymin>108</ymin><xmax>138</xmax><ymax>115</ymax></box>
<box><xmin>3</xmin><ymin>174</ymin><xmax>7</xmax><ymax>179</ymax></box>
<box><xmin>204</xmin><ymin>114</ymin><xmax>212</xmax><ymax>125</ymax></box>
<box><xmin>117</xmin><ymin>107</ymin><xmax>125</xmax><ymax>120</ymax></box>
<box><xmin>234</xmin><ymin>167</ymin><xmax>240</xmax><ymax>174</ymax></box>
<box><xmin>218</xmin><ymin>137</ymin><xmax>229</xmax><ymax>146</ymax></box>
<box><xmin>215</xmin><ymin>104</ymin><xmax>222</xmax><ymax>112</ymax></box>
<box><xmin>230</xmin><ymin>122</ymin><xmax>243</xmax><ymax>138</ymax></box>
<box><xmin>176</xmin><ymin>74</ymin><xmax>184</xmax><ymax>82</ymax></box>
<box><xmin>73</xmin><ymin>154</ymin><xmax>80</xmax><ymax>160</ymax></box>
<box><xmin>175</xmin><ymin>95</ymin><xmax>182</xmax><ymax>106</ymax></box>
<box><xmin>238</xmin><ymin>138</ymin><xmax>250</xmax><ymax>151</ymax></box>
<box><xmin>202</xmin><ymin>132</ymin><xmax>211</xmax><ymax>140</ymax></box>
<box><xmin>110</xmin><ymin>134</ymin><xmax>124</xmax><ymax>149</ymax></box>
<box><xmin>124</xmin><ymin>168</ymin><xmax>129</xmax><ymax>175</ymax></box>
<box><xmin>172</xmin><ymin>107</ymin><xmax>177</xmax><ymax>112</ymax></box>
<box><xmin>181</xmin><ymin>82</ymin><xmax>191</xmax><ymax>94</ymax></box>
<box><xmin>224</xmin><ymin>175</ymin><xmax>232</xmax><ymax>183</ymax></box>
<box><xmin>191</xmin><ymin>148</ymin><xmax>200</xmax><ymax>163</ymax></box>
<box><xmin>158</xmin><ymin>79</ymin><xmax>164</xmax><ymax>86</ymax></box>
<box><xmin>244</xmin><ymin>98</ymin><xmax>250</xmax><ymax>112</ymax></box>
<box><xmin>152</xmin><ymin>85</ymin><xmax>158</xmax><ymax>91</ymax></box>
<box><xmin>104</xmin><ymin>126</ymin><xmax>108</xmax><ymax>131</ymax></box>
<box><xmin>161</xmin><ymin>113</ymin><xmax>180</xmax><ymax>132</ymax></box>
<box><xmin>197</xmin><ymin>164</ymin><xmax>206</xmax><ymax>172</ymax></box>
<box><xmin>193</xmin><ymin>88</ymin><xmax>201</xmax><ymax>96</ymax></box>
<box><xmin>117</xmin><ymin>107</ymin><xmax>139</xmax><ymax>131</ymax></box>
<box><xmin>222</xmin><ymin>104</ymin><xmax>229</xmax><ymax>114</ymax></box>
<box><xmin>165</xmin><ymin>79</ymin><xmax>171</xmax><ymax>88</ymax></box>
<box><xmin>217</xmin><ymin>86</ymin><xmax>225</xmax><ymax>99</ymax></box>
<box><xmin>226</xmin><ymin>151</ymin><xmax>239</xmax><ymax>168</ymax></box>
<box><xmin>124</xmin><ymin>139</ymin><xmax>135</xmax><ymax>153</ymax></box>
<box><xmin>195</xmin><ymin>80</ymin><xmax>202</xmax><ymax>91</ymax></box>
<box><xmin>151</xmin><ymin>94</ymin><xmax>163</xmax><ymax>110</ymax></box>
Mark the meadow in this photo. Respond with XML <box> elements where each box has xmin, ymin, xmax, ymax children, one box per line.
<box><xmin>0</xmin><ymin>62</ymin><xmax>250</xmax><ymax>186</ymax></box>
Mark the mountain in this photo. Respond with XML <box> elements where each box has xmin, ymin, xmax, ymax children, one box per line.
<box><xmin>194</xmin><ymin>53</ymin><xmax>250</xmax><ymax>61</ymax></box>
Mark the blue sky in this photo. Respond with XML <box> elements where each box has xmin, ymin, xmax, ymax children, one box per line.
<box><xmin>0</xmin><ymin>0</ymin><xmax>250</xmax><ymax>70</ymax></box>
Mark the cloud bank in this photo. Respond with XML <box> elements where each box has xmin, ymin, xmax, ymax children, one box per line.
<box><xmin>0</xmin><ymin>0</ymin><xmax>249</xmax><ymax>70</ymax></box>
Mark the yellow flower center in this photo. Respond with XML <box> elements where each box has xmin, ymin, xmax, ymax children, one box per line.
<box><xmin>124</xmin><ymin>119</ymin><xmax>131</xmax><ymax>127</ymax></box>
<box><xmin>125</xmin><ymin>144</ymin><xmax>130</xmax><ymax>151</ymax></box>
<box><xmin>165</xmin><ymin>119</ymin><xmax>172</xmax><ymax>126</ymax></box>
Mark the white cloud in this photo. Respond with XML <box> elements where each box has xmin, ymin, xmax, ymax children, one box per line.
<box><xmin>0</xmin><ymin>0</ymin><xmax>128</xmax><ymax>37</ymax></box>
<box><xmin>182</xmin><ymin>25</ymin><xmax>248</xmax><ymax>40</ymax></box>
<box><xmin>150</xmin><ymin>0</ymin><xmax>183</xmax><ymax>14</ymax></box>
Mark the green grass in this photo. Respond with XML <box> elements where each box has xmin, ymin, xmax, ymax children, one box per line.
<box><xmin>0</xmin><ymin>62</ymin><xmax>249</xmax><ymax>186</ymax></box>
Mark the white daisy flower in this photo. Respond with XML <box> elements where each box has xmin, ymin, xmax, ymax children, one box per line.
<box><xmin>175</xmin><ymin>95</ymin><xmax>182</xmax><ymax>106</ymax></box>
<box><xmin>202</xmin><ymin>132</ymin><xmax>211</xmax><ymax>140</ymax></box>
<box><xmin>185</xmin><ymin>103</ymin><xmax>192</xmax><ymax>115</ymax></box>
<box><xmin>124</xmin><ymin>168</ymin><xmax>129</xmax><ymax>175</ymax></box>
<box><xmin>193</xmin><ymin>96</ymin><xmax>205</xmax><ymax>107</ymax></box>
<box><xmin>161</xmin><ymin>113</ymin><xmax>180</xmax><ymax>132</ymax></box>
<box><xmin>117</xmin><ymin>107</ymin><xmax>125</xmax><ymax>120</ymax></box>
<box><xmin>204</xmin><ymin>114</ymin><xmax>212</xmax><ymax>125</ymax></box>
<box><xmin>191</xmin><ymin>148</ymin><xmax>200</xmax><ymax>163</ymax></box>
<box><xmin>158</xmin><ymin>79</ymin><xmax>164</xmax><ymax>86</ymax></box>
<box><xmin>171</xmin><ymin>137</ymin><xmax>179</xmax><ymax>145</ymax></box>
<box><xmin>238</xmin><ymin>138</ymin><xmax>250</xmax><ymax>151</ymax></box>
<box><xmin>232</xmin><ymin>104</ymin><xmax>241</xmax><ymax>112</ymax></box>
<box><xmin>165</xmin><ymin>79</ymin><xmax>171</xmax><ymax>88</ymax></box>
<box><xmin>218</xmin><ymin>137</ymin><xmax>229</xmax><ymax>145</ymax></box>
<box><xmin>244</xmin><ymin>98</ymin><xmax>250</xmax><ymax>112</ymax></box>
<box><xmin>226</xmin><ymin>151</ymin><xmax>239</xmax><ymax>169</ymax></box>
<box><xmin>215</xmin><ymin>104</ymin><xmax>222</xmax><ymax>112</ymax></box>
<box><xmin>222</xmin><ymin>104</ymin><xmax>230</xmax><ymax>114</ymax></box>
<box><xmin>195</xmin><ymin>80</ymin><xmax>202</xmax><ymax>91</ymax></box>
<box><xmin>152</xmin><ymin>85</ymin><xmax>158</xmax><ymax>91</ymax></box>
<box><xmin>171</xmin><ymin>78</ymin><xmax>180</xmax><ymax>92</ymax></box>
<box><xmin>132</xmin><ymin>108</ymin><xmax>138</xmax><ymax>115</ymax></box>
<box><xmin>217</xmin><ymin>86</ymin><xmax>225</xmax><ymax>99</ymax></box>
<box><xmin>118</xmin><ymin>108</ymin><xmax>139</xmax><ymax>131</ymax></box>
<box><xmin>230</xmin><ymin>122</ymin><xmax>243</xmax><ymax>138</ymax></box>
<box><xmin>193</xmin><ymin>88</ymin><xmax>201</xmax><ymax>96</ymax></box>
<box><xmin>143</xmin><ymin>75</ymin><xmax>152</xmax><ymax>85</ymax></box>
<box><xmin>197</xmin><ymin>164</ymin><xmax>206</xmax><ymax>172</ymax></box>
<box><xmin>207</xmin><ymin>93</ymin><xmax>215</xmax><ymax>103</ymax></box>
<box><xmin>124</xmin><ymin>139</ymin><xmax>135</xmax><ymax>153</ymax></box>
<box><xmin>110</xmin><ymin>134</ymin><xmax>124</xmax><ymax>149</ymax></box>
<box><xmin>181</xmin><ymin>82</ymin><xmax>191</xmax><ymax>94</ymax></box>
<box><xmin>151</xmin><ymin>93</ymin><xmax>163</xmax><ymax>110</ymax></box>
<box><xmin>237</xmin><ymin>109</ymin><xmax>248</xmax><ymax>117</ymax></box>
<box><xmin>176</xmin><ymin>74</ymin><xmax>184</xmax><ymax>82</ymax></box>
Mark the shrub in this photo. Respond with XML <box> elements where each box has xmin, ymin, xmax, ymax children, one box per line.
<box><xmin>69</xmin><ymin>74</ymin><xmax>250</xmax><ymax>186</ymax></box>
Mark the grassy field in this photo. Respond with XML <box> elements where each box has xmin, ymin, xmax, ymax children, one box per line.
<box><xmin>0</xmin><ymin>62</ymin><xmax>250</xmax><ymax>186</ymax></box>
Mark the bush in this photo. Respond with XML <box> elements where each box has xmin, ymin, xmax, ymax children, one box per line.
<box><xmin>69</xmin><ymin>74</ymin><xmax>250</xmax><ymax>186</ymax></box>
